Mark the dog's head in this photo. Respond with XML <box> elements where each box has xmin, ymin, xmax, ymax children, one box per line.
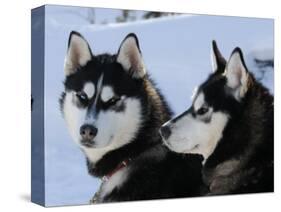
<box><xmin>160</xmin><ymin>41</ymin><xmax>252</xmax><ymax>160</ymax></box>
<box><xmin>60</xmin><ymin>32</ymin><xmax>147</xmax><ymax>153</ymax></box>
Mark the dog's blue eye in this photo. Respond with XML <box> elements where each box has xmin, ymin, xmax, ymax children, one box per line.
<box><xmin>107</xmin><ymin>96</ymin><xmax>120</xmax><ymax>105</ymax></box>
<box><xmin>197</xmin><ymin>107</ymin><xmax>209</xmax><ymax>115</ymax></box>
<box><xmin>76</xmin><ymin>92</ymin><xmax>88</xmax><ymax>102</ymax></box>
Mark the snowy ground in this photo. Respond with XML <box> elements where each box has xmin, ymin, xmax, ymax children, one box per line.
<box><xmin>40</xmin><ymin>5</ymin><xmax>274</xmax><ymax>206</ymax></box>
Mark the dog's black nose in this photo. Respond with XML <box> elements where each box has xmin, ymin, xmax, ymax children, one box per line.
<box><xmin>80</xmin><ymin>124</ymin><xmax>98</xmax><ymax>141</ymax></box>
<box><xmin>160</xmin><ymin>125</ymin><xmax>171</xmax><ymax>139</ymax></box>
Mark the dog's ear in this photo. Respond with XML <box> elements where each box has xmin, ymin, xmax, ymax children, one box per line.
<box><xmin>224</xmin><ymin>47</ymin><xmax>249</xmax><ymax>100</ymax></box>
<box><xmin>64</xmin><ymin>31</ymin><xmax>92</xmax><ymax>76</ymax></box>
<box><xmin>211</xmin><ymin>40</ymin><xmax>226</xmax><ymax>73</ymax></box>
<box><xmin>117</xmin><ymin>33</ymin><xmax>146</xmax><ymax>79</ymax></box>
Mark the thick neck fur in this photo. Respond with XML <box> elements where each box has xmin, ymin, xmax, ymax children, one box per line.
<box><xmin>203</xmin><ymin>75</ymin><xmax>273</xmax><ymax>194</ymax></box>
<box><xmin>87</xmin><ymin>76</ymin><xmax>173</xmax><ymax>178</ymax></box>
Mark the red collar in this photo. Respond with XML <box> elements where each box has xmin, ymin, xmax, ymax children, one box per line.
<box><xmin>102</xmin><ymin>159</ymin><xmax>131</xmax><ymax>182</ymax></box>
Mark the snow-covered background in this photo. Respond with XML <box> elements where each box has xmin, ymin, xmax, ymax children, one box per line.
<box><xmin>38</xmin><ymin>5</ymin><xmax>273</xmax><ymax>206</ymax></box>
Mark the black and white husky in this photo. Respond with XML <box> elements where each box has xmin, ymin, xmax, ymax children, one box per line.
<box><xmin>60</xmin><ymin>31</ymin><xmax>204</xmax><ymax>202</ymax></box>
<box><xmin>160</xmin><ymin>41</ymin><xmax>274</xmax><ymax>195</ymax></box>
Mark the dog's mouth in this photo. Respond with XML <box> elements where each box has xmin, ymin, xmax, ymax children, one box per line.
<box><xmin>162</xmin><ymin>137</ymin><xmax>200</xmax><ymax>154</ymax></box>
<box><xmin>183</xmin><ymin>144</ymin><xmax>200</xmax><ymax>154</ymax></box>
<box><xmin>80</xmin><ymin>140</ymin><xmax>95</xmax><ymax>148</ymax></box>
<box><xmin>161</xmin><ymin>138</ymin><xmax>181</xmax><ymax>152</ymax></box>
<box><xmin>80</xmin><ymin>135</ymin><xmax>114</xmax><ymax>149</ymax></box>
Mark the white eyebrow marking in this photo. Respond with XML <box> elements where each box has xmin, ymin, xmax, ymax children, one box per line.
<box><xmin>83</xmin><ymin>82</ymin><xmax>95</xmax><ymax>99</ymax></box>
<box><xmin>194</xmin><ymin>92</ymin><xmax>205</xmax><ymax>111</ymax></box>
<box><xmin>101</xmin><ymin>86</ymin><xmax>115</xmax><ymax>102</ymax></box>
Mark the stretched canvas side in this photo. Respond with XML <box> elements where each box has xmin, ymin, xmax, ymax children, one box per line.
<box><xmin>31</xmin><ymin>5</ymin><xmax>45</xmax><ymax>206</ymax></box>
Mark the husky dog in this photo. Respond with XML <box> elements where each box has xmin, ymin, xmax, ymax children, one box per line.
<box><xmin>160</xmin><ymin>41</ymin><xmax>273</xmax><ymax>195</ymax></box>
<box><xmin>60</xmin><ymin>31</ymin><xmax>204</xmax><ymax>202</ymax></box>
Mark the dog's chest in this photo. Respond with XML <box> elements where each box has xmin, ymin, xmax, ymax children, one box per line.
<box><xmin>98</xmin><ymin>167</ymin><xmax>129</xmax><ymax>201</ymax></box>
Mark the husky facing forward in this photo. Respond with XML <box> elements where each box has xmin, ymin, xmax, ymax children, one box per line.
<box><xmin>60</xmin><ymin>32</ymin><xmax>204</xmax><ymax>202</ymax></box>
<box><xmin>160</xmin><ymin>41</ymin><xmax>273</xmax><ymax>195</ymax></box>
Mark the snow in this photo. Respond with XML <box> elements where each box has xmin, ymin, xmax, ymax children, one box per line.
<box><xmin>40</xmin><ymin>5</ymin><xmax>274</xmax><ymax>206</ymax></box>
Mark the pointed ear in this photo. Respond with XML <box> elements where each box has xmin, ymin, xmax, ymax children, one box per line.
<box><xmin>224</xmin><ymin>47</ymin><xmax>249</xmax><ymax>100</ymax></box>
<box><xmin>211</xmin><ymin>40</ymin><xmax>226</xmax><ymax>73</ymax></box>
<box><xmin>117</xmin><ymin>33</ymin><xmax>146</xmax><ymax>78</ymax></box>
<box><xmin>64</xmin><ymin>31</ymin><xmax>92</xmax><ymax>76</ymax></box>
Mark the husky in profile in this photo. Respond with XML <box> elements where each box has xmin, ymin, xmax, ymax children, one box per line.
<box><xmin>160</xmin><ymin>41</ymin><xmax>273</xmax><ymax>195</ymax></box>
<box><xmin>60</xmin><ymin>31</ymin><xmax>204</xmax><ymax>202</ymax></box>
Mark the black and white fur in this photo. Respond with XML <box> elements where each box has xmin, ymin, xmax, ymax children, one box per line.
<box><xmin>60</xmin><ymin>31</ymin><xmax>204</xmax><ymax>202</ymax></box>
<box><xmin>160</xmin><ymin>41</ymin><xmax>274</xmax><ymax>195</ymax></box>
